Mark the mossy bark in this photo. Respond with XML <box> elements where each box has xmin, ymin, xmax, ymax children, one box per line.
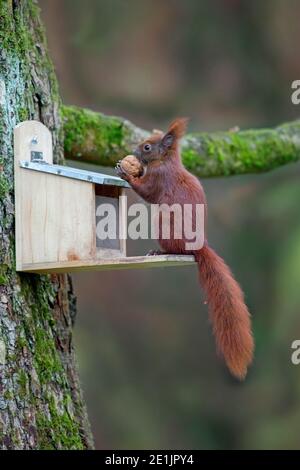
<box><xmin>0</xmin><ymin>0</ymin><xmax>93</xmax><ymax>449</ymax></box>
<box><xmin>62</xmin><ymin>105</ymin><xmax>300</xmax><ymax>178</ymax></box>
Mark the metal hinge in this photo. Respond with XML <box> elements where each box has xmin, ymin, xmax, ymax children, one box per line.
<box><xmin>30</xmin><ymin>150</ymin><xmax>44</xmax><ymax>162</ymax></box>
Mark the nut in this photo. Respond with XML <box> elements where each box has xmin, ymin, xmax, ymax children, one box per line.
<box><xmin>120</xmin><ymin>154</ymin><xmax>143</xmax><ymax>177</ymax></box>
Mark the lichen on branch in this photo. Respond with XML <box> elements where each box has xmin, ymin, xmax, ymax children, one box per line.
<box><xmin>62</xmin><ymin>105</ymin><xmax>300</xmax><ymax>177</ymax></box>
<box><xmin>61</xmin><ymin>105</ymin><xmax>148</xmax><ymax>167</ymax></box>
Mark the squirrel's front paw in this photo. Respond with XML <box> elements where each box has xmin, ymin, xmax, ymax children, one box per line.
<box><xmin>115</xmin><ymin>161</ymin><xmax>130</xmax><ymax>181</ymax></box>
<box><xmin>146</xmin><ymin>249</ymin><xmax>165</xmax><ymax>256</ymax></box>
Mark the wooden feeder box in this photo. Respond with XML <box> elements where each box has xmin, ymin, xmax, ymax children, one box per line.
<box><xmin>14</xmin><ymin>121</ymin><xmax>195</xmax><ymax>273</ymax></box>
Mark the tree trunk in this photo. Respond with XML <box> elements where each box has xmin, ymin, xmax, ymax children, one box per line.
<box><xmin>0</xmin><ymin>0</ymin><xmax>93</xmax><ymax>449</ymax></box>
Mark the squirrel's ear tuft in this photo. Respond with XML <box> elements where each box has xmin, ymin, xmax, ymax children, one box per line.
<box><xmin>161</xmin><ymin>117</ymin><xmax>189</xmax><ymax>149</ymax></box>
<box><xmin>167</xmin><ymin>117</ymin><xmax>189</xmax><ymax>139</ymax></box>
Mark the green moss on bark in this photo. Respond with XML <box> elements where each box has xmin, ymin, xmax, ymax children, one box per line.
<box><xmin>182</xmin><ymin>126</ymin><xmax>300</xmax><ymax>177</ymax></box>
<box><xmin>0</xmin><ymin>265</ymin><xmax>9</xmax><ymax>285</ymax></box>
<box><xmin>61</xmin><ymin>104</ymin><xmax>148</xmax><ymax>167</ymax></box>
<box><xmin>36</xmin><ymin>408</ymin><xmax>84</xmax><ymax>450</ymax></box>
<box><xmin>0</xmin><ymin>0</ymin><xmax>59</xmax><ymax>103</ymax></box>
<box><xmin>0</xmin><ymin>175</ymin><xmax>9</xmax><ymax>201</ymax></box>
<box><xmin>14</xmin><ymin>275</ymin><xmax>87</xmax><ymax>450</ymax></box>
<box><xmin>62</xmin><ymin>105</ymin><xmax>128</xmax><ymax>165</ymax></box>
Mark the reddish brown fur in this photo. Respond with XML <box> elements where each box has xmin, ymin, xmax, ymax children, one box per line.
<box><xmin>195</xmin><ymin>247</ymin><xmax>253</xmax><ymax>378</ymax></box>
<box><xmin>167</xmin><ymin>117</ymin><xmax>189</xmax><ymax>142</ymax></box>
<box><xmin>117</xmin><ymin>118</ymin><xmax>254</xmax><ymax>379</ymax></box>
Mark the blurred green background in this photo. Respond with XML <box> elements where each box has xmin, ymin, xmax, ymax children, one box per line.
<box><xmin>39</xmin><ymin>0</ymin><xmax>300</xmax><ymax>449</ymax></box>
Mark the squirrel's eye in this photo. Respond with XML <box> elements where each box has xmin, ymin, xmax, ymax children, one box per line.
<box><xmin>143</xmin><ymin>143</ymin><xmax>151</xmax><ymax>152</ymax></box>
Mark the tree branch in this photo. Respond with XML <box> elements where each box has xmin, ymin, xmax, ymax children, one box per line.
<box><xmin>62</xmin><ymin>105</ymin><xmax>300</xmax><ymax>177</ymax></box>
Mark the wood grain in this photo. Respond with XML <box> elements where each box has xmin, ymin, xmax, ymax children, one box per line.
<box><xmin>14</xmin><ymin>121</ymin><xmax>95</xmax><ymax>269</ymax></box>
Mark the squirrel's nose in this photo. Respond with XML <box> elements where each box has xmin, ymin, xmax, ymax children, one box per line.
<box><xmin>133</xmin><ymin>148</ymin><xmax>141</xmax><ymax>159</ymax></box>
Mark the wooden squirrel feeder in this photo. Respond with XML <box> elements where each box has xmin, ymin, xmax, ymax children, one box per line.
<box><xmin>14</xmin><ymin>121</ymin><xmax>195</xmax><ymax>273</ymax></box>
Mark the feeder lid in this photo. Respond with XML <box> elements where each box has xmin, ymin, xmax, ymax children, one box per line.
<box><xmin>19</xmin><ymin>160</ymin><xmax>130</xmax><ymax>188</ymax></box>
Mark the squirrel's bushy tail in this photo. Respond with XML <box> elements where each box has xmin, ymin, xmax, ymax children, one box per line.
<box><xmin>195</xmin><ymin>245</ymin><xmax>254</xmax><ymax>379</ymax></box>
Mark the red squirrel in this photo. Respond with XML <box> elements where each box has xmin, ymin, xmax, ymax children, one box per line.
<box><xmin>116</xmin><ymin>118</ymin><xmax>254</xmax><ymax>379</ymax></box>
